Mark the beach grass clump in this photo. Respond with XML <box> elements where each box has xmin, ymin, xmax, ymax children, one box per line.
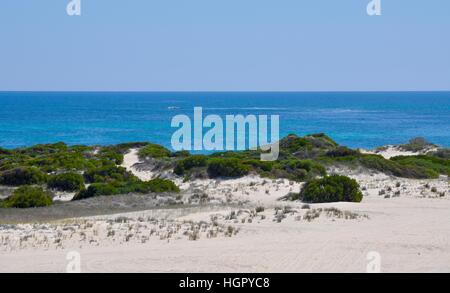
<box><xmin>47</xmin><ymin>172</ymin><xmax>84</xmax><ymax>192</ymax></box>
<box><xmin>207</xmin><ymin>158</ymin><xmax>250</xmax><ymax>178</ymax></box>
<box><xmin>1</xmin><ymin>186</ymin><xmax>53</xmax><ymax>208</ymax></box>
<box><xmin>293</xmin><ymin>175</ymin><xmax>363</xmax><ymax>203</ymax></box>
<box><xmin>0</xmin><ymin>167</ymin><xmax>47</xmax><ymax>186</ymax></box>
<box><xmin>138</xmin><ymin>143</ymin><xmax>172</xmax><ymax>159</ymax></box>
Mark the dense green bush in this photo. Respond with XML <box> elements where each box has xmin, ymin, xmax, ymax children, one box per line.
<box><xmin>207</xmin><ymin>158</ymin><xmax>250</xmax><ymax>178</ymax></box>
<box><xmin>279</xmin><ymin>135</ymin><xmax>314</xmax><ymax>154</ymax></box>
<box><xmin>2</xmin><ymin>186</ymin><xmax>53</xmax><ymax>208</ymax></box>
<box><xmin>73</xmin><ymin>178</ymin><xmax>179</xmax><ymax>200</ymax></box>
<box><xmin>174</xmin><ymin>155</ymin><xmax>208</xmax><ymax>175</ymax></box>
<box><xmin>243</xmin><ymin>159</ymin><xmax>274</xmax><ymax>172</ymax></box>
<box><xmin>275</xmin><ymin>159</ymin><xmax>326</xmax><ymax>181</ymax></box>
<box><xmin>145</xmin><ymin>178</ymin><xmax>180</xmax><ymax>193</ymax></box>
<box><xmin>319</xmin><ymin>152</ymin><xmax>441</xmax><ymax>179</ymax></box>
<box><xmin>48</xmin><ymin>172</ymin><xmax>84</xmax><ymax>191</ymax></box>
<box><xmin>359</xmin><ymin>155</ymin><xmax>438</xmax><ymax>179</ymax></box>
<box><xmin>391</xmin><ymin>155</ymin><xmax>449</xmax><ymax>176</ymax></box>
<box><xmin>73</xmin><ymin>183</ymin><xmax>119</xmax><ymax>200</ymax></box>
<box><xmin>84</xmin><ymin>164</ymin><xmax>133</xmax><ymax>183</ymax></box>
<box><xmin>305</xmin><ymin>133</ymin><xmax>338</xmax><ymax>148</ymax></box>
<box><xmin>326</xmin><ymin>146</ymin><xmax>360</xmax><ymax>158</ymax></box>
<box><xmin>0</xmin><ymin>167</ymin><xmax>47</xmax><ymax>186</ymax></box>
<box><xmin>97</xmin><ymin>149</ymin><xmax>124</xmax><ymax>165</ymax></box>
<box><xmin>16</xmin><ymin>142</ymin><xmax>68</xmax><ymax>156</ymax></box>
<box><xmin>172</xmin><ymin>150</ymin><xmax>191</xmax><ymax>157</ymax></box>
<box><xmin>295</xmin><ymin>175</ymin><xmax>363</xmax><ymax>203</ymax></box>
<box><xmin>138</xmin><ymin>144</ymin><xmax>172</xmax><ymax>159</ymax></box>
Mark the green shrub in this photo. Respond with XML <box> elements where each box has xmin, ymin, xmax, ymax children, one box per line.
<box><xmin>326</xmin><ymin>146</ymin><xmax>360</xmax><ymax>157</ymax></box>
<box><xmin>0</xmin><ymin>167</ymin><xmax>47</xmax><ymax>186</ymax></box>
<box><xmin>2</xmin><ymin>186</ymin><xmax>53</xmax><ymax>208</ymax></box>
<box><xmin>23</xmin><ymin>148</ymin><xmax>94</xmax><ymax>172</ymax></box>
<box><xmin>48</xmin><ymin>172</ymin><xmax>84</xmax><ymax>191</ymax></box>
<box><xmin>244</xmin><ymin>159</ymin><xmax>274</xmax><ymax>172</ymax></box>
<box><xmin>16</xmin><ymin>142</ymin><xmax>68</xmax><ymax>156</ymax></box>
<box><xmin>172</xmin><ymin>150</ymin><xmax>191</xmax><ymax>157</ymax></box>
<box><xmin>391</xmin><ymin>155</ymin><xmax>450</xmax><ymax>177</ymax></box>
<box><xmin>72</xmin><ymin>178</ymin><xmax>179</xmax><ymax>200</ymax></box>
<box><xmin>145</xmin><ymin>178</ymin><xmax>180</xmax><ymax>193</ymax></box>
<box><xmin>174</xmin><ymin>155</ymin><xmax>208</xmax><ymax>175</ymax></box>
<box><xmin>359</xmin><ymin>155</ymin><xmax>438</xmax><ymax>179</ymax></box>
<box><xmin>138</xmin><ymin>144</ymin><xmax>171</xmax><ymax>159</ymax></box>
<box><xmin>97</xmin><ymin>149</ymin><xmax>124</xmax><ymax>165</ymax></box>
<box><xmin>207</xmin><ymin>158</ymin><xmax>250</xmax><ymax>178</ymax></box>
<box><xmin>279</xmin><ymin>135</ymin><xmax>314</xmax><ymax>153</ymax></box>
<box><xmin>305</xmin><ymin>133</ymin><xmax>339</xmax><ymax>148</ymax></box>
<box><xmin>295</xmin><ymin>175</ymin><xmax>363</xmax><ymax>203</ymax></box>
<box><xmin>84</xmin><ymin>164</ymin><xmax>133</xmax><ymax>183</ymax></box>
<box><xmin>73</xmin><ymin>183</ymin><xmax>119</xmax><ymax>200</ymax></box>
<box><xmin>274</xmin><ymin>159</ymin><xmax>325</xmax><ymax>181</ymax></box>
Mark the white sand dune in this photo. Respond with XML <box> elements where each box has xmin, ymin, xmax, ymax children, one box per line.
<box><xmin>1</xmin><ymin>194</ymin><xmax>449</xmax><ymax>273</ymax></box>
<box><xmin>1</xmin><ymin>148</ymin><xmax>449</xmax><ymax>273</ymax></box>
<box><xmin>121</xmin><ymin>148</ymin><xmax>156</xmax><ymax>181</ymax></box>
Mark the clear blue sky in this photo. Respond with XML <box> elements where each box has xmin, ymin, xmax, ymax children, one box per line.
<box><xmin>0</xmin><ymin>0</ymin><xmax>449</xmax><ymax>91</ymax></box>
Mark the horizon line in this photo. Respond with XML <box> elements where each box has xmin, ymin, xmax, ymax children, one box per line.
<box><xmin>1</xmin><ymin>90</ymin><xmax>450</xmax><ymax>94</ymax></box>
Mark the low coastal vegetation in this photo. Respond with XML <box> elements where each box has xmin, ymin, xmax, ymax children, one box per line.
<box><xmin>0</xmin><ymin>134</ymin><xmax>448</xmax><ymax>208</ymax></box>
<box><xmin>138</xmin><ymin>143</ymin><xmax>172</xmax><ymax>159</ymax></box>
<box><xmin>169</xmin><ymin>133</ymin><xmax>448</xmax><ymax>181</ymax></box>
<box><xmin>73</xmin><ymin>178</ymin><xmax>179</xmax><ymax>200</ymax></box>
<box><xmin>0</xmin><ymin>142</ymin><xmax>179</xmax><ymax>208</ymax></box>
<box><xmin>0</xmin><ymin>186</ymin><xmax>53</xmax><ymax>208</ymax></box>
<box><xmin>399</xmin><ymin>137</ymin><xmax>436</xmax><ymax>152</ymax></box>
<box><xmin>289</xmin><ymin>175</ymin><xmax>363</xmax><ymax>203</ymax></box>
<box><xmin>48</xmin><ymin>172</ymin><xmax>84</xmax><ymax>192</ymax></box>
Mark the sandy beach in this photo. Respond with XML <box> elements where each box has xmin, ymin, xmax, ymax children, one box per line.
<box><xmin>0</xmin><ymin>147</ymin><xmax>448</xmax><ymax>273</ymax></box>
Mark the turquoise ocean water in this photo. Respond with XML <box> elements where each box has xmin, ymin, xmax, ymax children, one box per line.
<box><xmin>0</xmin><ymin>92</ymin><xmax>449</xmax><ymax>150</ymax></box>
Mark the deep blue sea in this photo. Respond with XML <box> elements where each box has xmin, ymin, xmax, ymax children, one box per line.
<box><xmin>0</xmin><ymin>92</ymin><xmax>449</xmax><ymax>150</ymax></box>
